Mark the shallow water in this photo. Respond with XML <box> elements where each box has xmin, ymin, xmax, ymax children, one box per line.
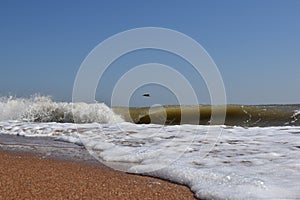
<box><xmin>1</xmin><ymin>121</ymin><xmax>299</xmax><ymax>199</ymax></box>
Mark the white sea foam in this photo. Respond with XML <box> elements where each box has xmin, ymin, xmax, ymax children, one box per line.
<box><xmin>0</xmin><ymin>121</ymin><xmax>299</xmax><ymax>199</ymax></box>
<box><xmin>291</xmin><ymin>110</ymin><xmax>300</xmax><ymax>123</ymax></box>
<box><xmin>0</xmin><ymin>96</ymin><xmax>123</xmax><ymax>123</ymax></box>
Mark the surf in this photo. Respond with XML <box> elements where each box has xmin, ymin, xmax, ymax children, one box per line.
<box><xmin>1</xmin><ymin>95</ymin><xmax>299</xmax><ymax>127</ymax></box>
<box><xmin>0</xmin><ymin>95</ymin><xmax>123</xmax><ymax>124</ymax></box>
<box><xmin>113</xmin><ymin>104</ymin><xmax>300</xmax><ymax>126</ymax></box>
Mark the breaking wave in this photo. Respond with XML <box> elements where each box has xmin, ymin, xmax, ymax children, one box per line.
<box><xmin>113</xmin><ymin>105</ymin><xmax>300</xmax><ymax>126</ymax></box>
<box><xmin>1</xmin><ymin>95</ymin><xmax>299</xmax><ymax>126</ymax></box>
<box><xmin>0</xmin><ymin>95</ymin><xmax>123</xmax><ymax>123</ymax></box>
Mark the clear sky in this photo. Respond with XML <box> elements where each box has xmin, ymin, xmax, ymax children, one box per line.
<box><xmin>0</xmin><ymin>0</ymin><xmax>299</xmax><ymax>106</ymax></box>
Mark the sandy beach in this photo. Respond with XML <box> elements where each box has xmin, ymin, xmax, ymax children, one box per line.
<box><xmin>0</xmin><ymin>150</ymin><xmax>195</xmax><ymax>199</ymax></box>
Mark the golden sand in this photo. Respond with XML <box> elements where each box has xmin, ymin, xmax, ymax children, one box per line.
<box><xmin>0</xmin><ymin>151</ymin><xmax>195</xmax><ymax>199</ymax></box>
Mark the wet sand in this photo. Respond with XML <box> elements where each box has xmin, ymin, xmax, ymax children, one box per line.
<box><xmin>0</xmin><ymin>150</ymin><xmax>196</xmax><ymax>199</ymax></box>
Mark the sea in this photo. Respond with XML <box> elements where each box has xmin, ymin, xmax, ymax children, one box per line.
<box><xmin>0</xmin><ymin>96</ymin><xmax>299</xmax><ymax>199</ymax></box>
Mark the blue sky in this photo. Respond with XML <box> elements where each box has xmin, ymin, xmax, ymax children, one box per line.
<box><xmin>0</xmin><ymin>0</ymin><xmax>299</xmax><ymax>105</ymax></box>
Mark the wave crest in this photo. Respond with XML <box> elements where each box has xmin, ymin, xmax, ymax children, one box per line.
<box><xmin>0</xmin><ymin>95</ymin><xmax>123</xmax><ymax>123</ymax></box>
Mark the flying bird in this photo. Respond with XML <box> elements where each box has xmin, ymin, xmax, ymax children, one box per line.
<box><xmin>142</xmin><ymin>93</ymin><xmax>150</xmax><ymax>97</ymax></box>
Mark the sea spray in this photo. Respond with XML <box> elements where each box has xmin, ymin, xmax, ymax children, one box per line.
<box><xmin>0</xmin><ymin>95</ymin><xmax>123</xmax><ymax>123</ymax></box>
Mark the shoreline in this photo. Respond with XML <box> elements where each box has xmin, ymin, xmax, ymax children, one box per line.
<box><xmin>0</xmin><ymin>135</ymin><xmax>196</xmax><ymax>199</ymax></box>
